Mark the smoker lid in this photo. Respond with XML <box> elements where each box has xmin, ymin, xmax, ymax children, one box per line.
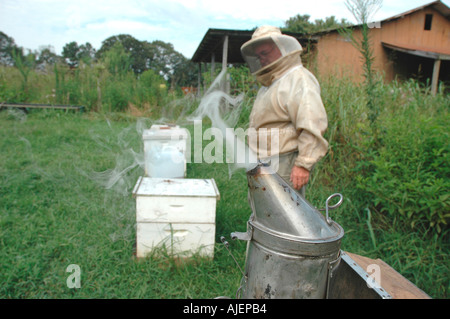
<box><xmin>247</xmin><ymin>164</ymin><xmax>343</xmax><ymax>243</ymax></box>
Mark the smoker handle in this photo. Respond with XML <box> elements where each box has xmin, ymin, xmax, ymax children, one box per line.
<box><xmin>325</xmin><ymin>193</ymin><xmax>343</xmax><ymax>225</ymax></box>
<box><xmin>230</xmin><ymin>231</ymin><xmax>251</xmax><ymax>241</ymax></box>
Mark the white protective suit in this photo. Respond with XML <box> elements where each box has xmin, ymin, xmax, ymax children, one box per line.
<box><xmin>241</xmin><ymin>26</ymin><xmax>328</xmax><ymax>175</ymax></box>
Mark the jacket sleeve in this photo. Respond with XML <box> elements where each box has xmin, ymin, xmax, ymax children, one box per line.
<box><xmin>285</xmin><ymin>74</ymin><xmax>329</xmax><ymax>171</ymax></box>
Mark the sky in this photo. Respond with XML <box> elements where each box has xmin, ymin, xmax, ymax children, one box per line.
<box><xmin>1</xmin><ymin>0</ymin><xmax>449</xmax><ymax>59</ymax></box>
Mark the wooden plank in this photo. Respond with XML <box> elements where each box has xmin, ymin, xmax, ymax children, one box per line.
<box><xmin>1</xmin><ymin>103</ymin><xmax>84</xmax><ymax>112</ymax></box>
<box><xmin>345</xmin><ymin>252</ymin><xmax>431</xmax><ymax>299</ymax></box>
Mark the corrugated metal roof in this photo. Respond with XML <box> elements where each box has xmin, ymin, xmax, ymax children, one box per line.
<box><xmin>191</xmin><ymin>28</ymin><xmax>315</xmax><ymax>63</ymax></box>
<box><xmin>191</xmin><ymin>29</ymin><xmax>253</xmax><ymax>63</ymax></box>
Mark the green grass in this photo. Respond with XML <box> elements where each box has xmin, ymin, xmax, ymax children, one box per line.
<box><xmin>0</xmin><ymin>105</ymin><xmax>448</xmax><ymax>299</ymax></box>
<box><xmin>0</xmin><ymin>110</ymin><xmax>248</xmax><ymax>298</ymax></box>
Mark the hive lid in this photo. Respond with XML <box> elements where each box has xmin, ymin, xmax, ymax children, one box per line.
<box><xmin>132</xmin><ymin>177</ymin><xmax>220</xmax><ymax>200</ymax></box>
<box><xmin>143</xmin><ymin>125</ymin><xmax>189</xmax><ymax>140</ymax></box>
<box><xmin>247</xmin><ymin>164</ymin><xmax>343</xmax><ymax>243</ymax></box>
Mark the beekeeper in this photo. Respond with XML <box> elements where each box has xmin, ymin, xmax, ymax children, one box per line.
<box><xmin>241</xmin><ymin>26</ymin><xmax>328</xmax><ymax>196</ymax></box>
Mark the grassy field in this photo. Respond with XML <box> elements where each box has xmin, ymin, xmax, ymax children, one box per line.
<box><xmin>0</xmin><ymin>81</ymin><xmax>448</xmax><ymax>299</ymax></box>
<box><xmin>0</xmin><ymin>110</ymin><xmax>250</xmax><ymax>298</ymax></box>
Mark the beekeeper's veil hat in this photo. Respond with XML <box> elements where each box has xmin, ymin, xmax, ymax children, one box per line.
<box><xmin>241</xmin><ymin>26</ymin><xmax>303</xmax><ymax>74</ymax></box>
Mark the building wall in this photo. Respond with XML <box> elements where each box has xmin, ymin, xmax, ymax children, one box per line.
<box><xmin>313</xmin><ymin>6</ymin><xmax>450</xmax><ymax>83</ymax></box>
<box><xmin>313</xmin><ymin>30</ymin><xmax>363</xmax><ymax>81</ymax></box>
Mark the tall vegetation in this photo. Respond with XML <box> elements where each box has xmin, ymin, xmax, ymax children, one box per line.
<box><xmin>328</xmin><ymin>1</ymin><xmax>450</xmax><ymax>234</ymax></box>
<box><xmin>0</xmin><ymin>34</ymin><xmax>199</xmax><ymax>116</ymax></box>
<box><xmin>318</xmin><ymin>75</ymin><xmax>449</xmax><ymax>236</ymax></box>
<box><xmin>0</xmin><ymin>32</ymin><xmax>200</xmax><ymax>113</ymax></box>
<box><xmin>339</xmin><ymin>0</ymin><xmax>383</xmax><ymax>133</ymax></box>
<box><xmin>11</xmin><ymin>48</ymin><xmax>35</xmax><ymax>95</ymax></box>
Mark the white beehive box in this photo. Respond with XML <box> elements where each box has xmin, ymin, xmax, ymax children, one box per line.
<box><xmin>142</xmin><ymin>125</ymin><xmax>190</xmax><ymax>178</ymax></box>
<box><xmin>132</xmin><ymin>177</ymin><xmax>220</xmax><ymax>258</ymax></box>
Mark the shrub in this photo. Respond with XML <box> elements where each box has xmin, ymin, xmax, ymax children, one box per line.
<box><xmin>103</xmin><ymin>78</ymin><xmax>133</xmax><ymax>112</ymax></box>
<box><xmin>355</xmin><ymin>90</ymin><xmax>449</xmax><ymax>233</ymax></box>
<box><xmin>135</xmin><ymin>69</ymin><xmax>167</xmax><ymax>107</ymax></box>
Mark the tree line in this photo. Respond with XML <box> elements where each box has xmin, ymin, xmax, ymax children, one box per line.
<box><xmin>0</xmin><ymin>32</ymin><xmax>198</xmax><ymax>88</ymax></box>
<box><xmin>0</xmin><ymin>14</ymin><xmax>351</xmax><ymax>88</ymax></box>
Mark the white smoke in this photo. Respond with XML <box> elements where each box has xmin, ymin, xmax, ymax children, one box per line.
<box><xmin>87</xmin><ymin>68</ymin><xmax>255</xmax><ymax>194</ymax></box>
<box><xmin>188</xmin><ymin>69</ymin><xmax>258</xmax><ymax>174</ymax></box>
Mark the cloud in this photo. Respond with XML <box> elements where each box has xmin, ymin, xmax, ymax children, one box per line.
<box><xmin>1</xmin><ymin>0</ymin><xmax>449</xmax><ymax>58</ymax></box>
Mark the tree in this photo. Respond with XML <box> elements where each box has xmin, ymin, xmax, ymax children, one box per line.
<box><xmin>78</xmin><ymin>42</ymin><xmax>96</xmax><ymax>65</ymax></box>
<box><xmin>62</xmin><ymin>41</ymin><xmax>79</xmax><ymax>67</ymax></box>
<box><xmin>0</xmin><ymin>31</ymin><xmax>18</xmax><ymax>66</ymax></box>
<box><xmin>101</xmin><ymin>41</ymin><xmax>132</xmax><ymax>78</ymax></box>
<box><xmin>284</xmin><ymin>14</ymin><xmax>315</xmax><ymax>33</ymax></box>
<box><xmin>36</xmin><ymin>45</ymin><xmax>61</xmax><ymax>69</ymax></box>
<box><xmin>96</xmin><ymin>34</ymin><xmax>197</xmax><ymax>87</ymax></box>
<box><xmin>97</xmin><ymin>34</ymin><xmax>147</xmax><ymax>74</ymax></box>
<box><xmin>62</xmin><ymin>41</ymin><xmax>96</xmax><ymax>67</ymax></box>
<box><xmin>147</xmin><ymin>40</ymin><xmax>199</xmax><ymax>88</ymax></box>
<box><xmin>313</xmin><ymin>16</ymin><xmax>352</xmax><ymax>32</ymax></box>
<box><xmin>172</xmin><ymin>55</ymin><xmax>198</xmax><ymax>88</ymax></box>
<box><xmin>145</xmin><ymin>40</ymin><xmax>184</xmax><ymax>85</ymax></box>
<box><xmin>283</xmin><ymin>15</ymin><xmax>351</xmax><ymax>33</ymax></box>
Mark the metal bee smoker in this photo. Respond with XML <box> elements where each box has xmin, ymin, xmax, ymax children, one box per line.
<box><xmin>225</xmin><ymin>162</ymin><xmax>345</xmax><ymax>299</ymax></box>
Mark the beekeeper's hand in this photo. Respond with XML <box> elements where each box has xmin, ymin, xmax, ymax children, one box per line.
<box><xmin>290</xmin><ymin>166</ymin><xmax>310</xmax><ymax>190</ymax></box>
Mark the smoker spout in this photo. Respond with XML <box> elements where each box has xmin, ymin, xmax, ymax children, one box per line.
<box><xmin>246</xmin><ymin>164</ymin><xmax>343</xmax><ymax>241</ymax></box>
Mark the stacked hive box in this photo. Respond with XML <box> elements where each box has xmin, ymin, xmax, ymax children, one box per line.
<box><xmin>135</xmin><ymin>125</ymin><xmax>219</xmax><ymax>258</ymax></box>
<box><xmin>133</xmin><ymin>177</ymin><xmax>220</xmax><ymax>258</ymax></box>
<box><xmin>142</xmin><ymin>125</ymin><xmax>190</xmax><ymax>178</ymax></box>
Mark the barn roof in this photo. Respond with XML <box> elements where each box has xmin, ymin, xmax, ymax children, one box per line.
<box><xmin>312</xmin><ymin>0</ymin><xmax>450</xmax><ymax>36</ymax></box>
<box><xmin>191</xmin><ymin>28</ymin><xmax>316</xmax><ymax>64</ymax></box>
<box><xmin>384</xmin><ymin>0</ymin><xmax>450</xmax><ymax>22</ymax></box>
<box><xmin>190</xmin><ymin>2</ymin><xmax>449</xmax><ymax>64</ymax></box>
<box><xmin>382</xmin><ymin>41</ymin><xmax>450</xmax><ymax>60</ymax></box>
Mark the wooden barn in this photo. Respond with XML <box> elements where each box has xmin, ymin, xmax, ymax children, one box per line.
<box><xmin>191</xmin><ymin>1</ymin><xmax>449</xmax><ymax>94</ymax></box>
<box><xmin>309</xmin><ymin>0</ymin><xmax>450</xmax><ymax>94</ymax></box>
